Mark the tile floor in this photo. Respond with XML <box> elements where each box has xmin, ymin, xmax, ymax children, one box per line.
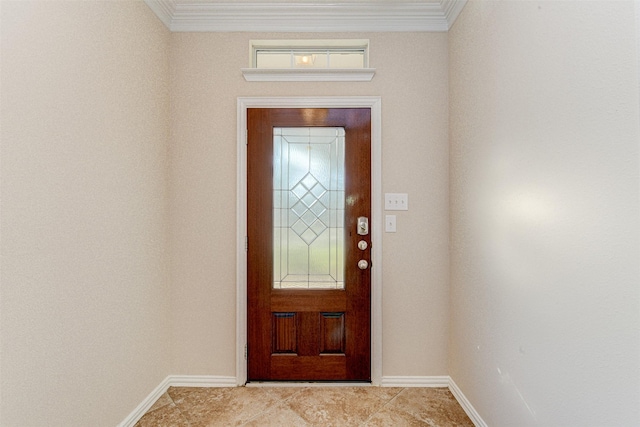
<box><xmin>135</xmin><ymin>385</ymin><xmax>474</xmax><ymax>426</ymax></box>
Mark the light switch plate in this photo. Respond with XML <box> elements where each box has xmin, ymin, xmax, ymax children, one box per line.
<box><xmin>384</xmin><ymin>193</ymin><xmax>408</xmax><ymax>211</ymax></box>
<box><xmin>385</xmin><ymin>215</ymin><xmax>397</xmax><ymax>232</ymax></box>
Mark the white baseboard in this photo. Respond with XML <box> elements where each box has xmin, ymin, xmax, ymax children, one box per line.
<box><xmin>118</xmin><ymin>375</ymin><xmax>237</xmax><ymax>427</ymax></box>
<box><xmin>169</xmin><ymin>375</ymin><xmax>237</xmax><ymax>387</ymax></box>
<box><xmin>448</xmin><ymin>377</ymin><xmax>488</xmax><ymax>427</ymax></box>
<box><xmin>381</xmin><ymin>375</ymin><xmax>450</xmax><ymax>387</ymax></box>
<box><xmin>117</xmin><ymin>376</ymin><xmax>172</xmax><ymax>427</ymax></box>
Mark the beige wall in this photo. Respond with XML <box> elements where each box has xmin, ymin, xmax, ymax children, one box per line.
<box><xmin>449</xmin><ymin>1</ymin><xmax>640</xmax><ymax>425</ymax></box>
<box><xmin>168</xmin><ymin>32</ymin><xmax>451</xmax><ymax>377</ymax></box>
<box><xmin>4</xmin><ymin>0</ymin><xmax>639</xmax><ymax>424</ymax></box>
<box><xmin>0</xmin><ymin>4</ymin><xmax>451</xmax><ymax>423</ymax></box>
<box><xmin>0</xmin><ymin>1</ymin><xmax>171</xmax><ymax>425</ymax></box>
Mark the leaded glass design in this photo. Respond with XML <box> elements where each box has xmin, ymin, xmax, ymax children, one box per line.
<box><xmin>273</xmin><ymin>127</ymin><xmax>345</xmax><ymax>290</ymax></box>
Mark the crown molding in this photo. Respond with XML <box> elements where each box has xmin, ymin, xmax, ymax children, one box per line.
<box><xmin>441</xmin><ymin>0</ymin><xmax>466</xmax><ymax>30</ymax></box>
<box><xmin>144</xmin><ymin>0</ymin><xmax>467</xmax><ymax>32</ymax></box>
<box><xmin>145</xmin><ymin>0</ymin><xmax>176</xmax><ymax>29</ymax></box>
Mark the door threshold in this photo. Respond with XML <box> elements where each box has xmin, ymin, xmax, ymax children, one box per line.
<box><xmin>246</xmin><ymin>381</ymin><xmax>372</xmax><ymax>388</ymax></box>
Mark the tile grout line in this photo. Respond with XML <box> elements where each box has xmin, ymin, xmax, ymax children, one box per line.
<box><xmin>140</xmin><ymin>398</ymin><xmax>172</xmax><ymax>416</ymax></box>
<box><xmin>360</xmin><ymin>387</ymin><xmax>407</xmax><ymax>425</ymax></box>
<box><xmin>239</xmin><ymin>386</ymin><xmax>310</xmax><ymax>426</ymax></box>
<box><xmin>165</xmin><ymin>387</ymin><xmax>193</xmax><ymax>427</ymax></box>
<box><xmin>134</xmin><ymin>390</ymin><xmax>188</xmax><ymax>427</ymax></box>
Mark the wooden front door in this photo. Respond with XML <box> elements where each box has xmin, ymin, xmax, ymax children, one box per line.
<box><xmin>247</xmin><ymin>108</ymin><xmax>371</xmax><ymax>381</ymax></box>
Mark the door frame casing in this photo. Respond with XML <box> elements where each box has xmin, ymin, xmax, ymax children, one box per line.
<box><xmin>236</xmin><ymin>96</ymin><xmax>382</xmax><ymax>385</ymax></box>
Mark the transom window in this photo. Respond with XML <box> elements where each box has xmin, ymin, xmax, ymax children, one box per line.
<box><xmin>250</xmin><ymin>39</ymin><xmax>369</xmax><ymax>70</ymax></box>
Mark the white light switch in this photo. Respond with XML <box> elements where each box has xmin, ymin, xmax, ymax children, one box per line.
<box><xmin>385</xmin><ymin>193</ymin><xmax>408</xmax><ymax>211</ymax></box>
<box><xmin>385</xmin><ymin>215</ymin><xmax>397</xmax><ymax>233</ymax></box>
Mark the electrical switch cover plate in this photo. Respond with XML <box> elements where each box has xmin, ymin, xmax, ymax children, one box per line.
<box><xmin>385</xmin><ymin>215</ymin><xmax>397</xmax><ymax>233</ymax></box>
<box><xmin>384</xmin><ymin>193</ymin><xmax>408</xmax><ymax>211</ymax></box>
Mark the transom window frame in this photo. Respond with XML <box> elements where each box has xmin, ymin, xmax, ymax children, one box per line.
<box><xmin>241</xmin><ymin>39</ymin><xmax>376</xmax><ymax>82</ymax></box>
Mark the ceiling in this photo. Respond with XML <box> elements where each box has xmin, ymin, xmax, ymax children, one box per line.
<box><xmin>144</xmin><ymin>0</ymin><xmax>467</xmax><ymax>32</ymax></box>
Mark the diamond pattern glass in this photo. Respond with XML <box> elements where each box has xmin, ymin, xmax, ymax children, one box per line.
<box><xmin>273</xmin><ymin>127</ymin><xmax>345</xmax><ymax>289</ymax></box>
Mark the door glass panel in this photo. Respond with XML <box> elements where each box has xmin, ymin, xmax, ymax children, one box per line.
<box><xmin>273</xmin><ymin>127</ymin><xmax>345</xmax><ymax>290</ymax></box>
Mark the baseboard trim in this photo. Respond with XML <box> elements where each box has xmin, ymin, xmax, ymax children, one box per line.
<box><xmin>118</xmin><ymin>375</ymin><xmax>237</xmax><ymax>427</ymax></box>
<box><xmin>381</xmin><ymin>375</ymin><xmax>450</xmax><ymax>387</ymax></box>
<box><xmin>169</xmin><ymin>375</ymin><xmax>238</xmax><ymax>387</ymax></box>
<box><xmin>448</xmin><ymin>377</ymin><xmax>488</xmax><ymax>427</ymax></box>
<box><xmin>117</xmin><ymin>376</ymin><xmax>171</xmax><ymax>427</ymax></box>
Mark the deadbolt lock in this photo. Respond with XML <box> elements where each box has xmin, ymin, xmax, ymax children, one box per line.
<box><xmin>357</xmin><ymin>217</ymin><xmax>369</xmax><ymax>235</ymax></box>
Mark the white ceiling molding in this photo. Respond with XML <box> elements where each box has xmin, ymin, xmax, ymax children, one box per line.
<box><xmin>144</xmin><ymin>1</ymin><xmax>467</xmax><ymax>32</ymax></box>
<box><xmin>441</xmin><ymin>0</ymin><xmax>466</xmax><ymax>30</ymax></box>
<box><xmin>145</xmin><ymin>0</ymin><xmax>176</xmax><ymax>29</ymax></box>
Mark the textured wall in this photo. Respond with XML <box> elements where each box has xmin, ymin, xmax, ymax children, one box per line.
<box><xmin>449</xmin><ymin>1</ymin><xmax>640</xmax><ymax>425</ymax></box>
<box><xmin>0</xmin><ymin>1</ymin><xmax>171</xmax><ymax>425</ymax></box>
<box><xmin>168</xmin><ymin>32</ymin><xmax>451</xmax><ymax>378</ymax></box>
